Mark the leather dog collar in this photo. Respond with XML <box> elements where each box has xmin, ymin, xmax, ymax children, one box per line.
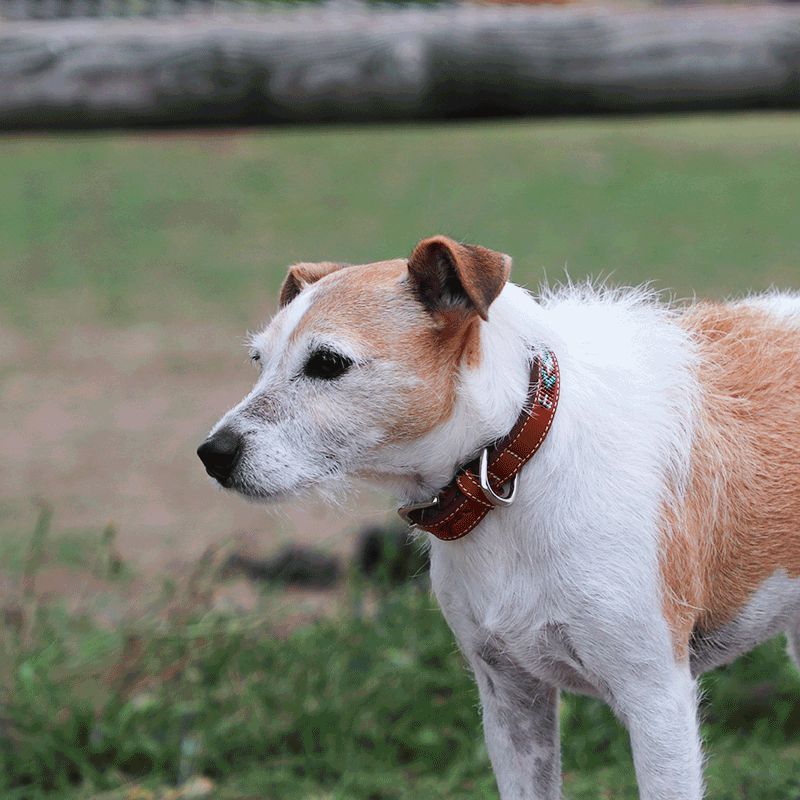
<box><xmin>398</xmin><ymin>350</ymin><xmax>560</xmax><ymax>541</ymax></box>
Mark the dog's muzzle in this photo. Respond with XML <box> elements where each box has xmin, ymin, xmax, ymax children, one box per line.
<box><xmin>197</xmin><ymin>427</ymin><xmax>242</xmax><ymax>486</ymax></box>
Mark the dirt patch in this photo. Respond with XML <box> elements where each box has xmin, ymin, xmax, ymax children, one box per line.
<box><xmin>0</xmin><ymin>319</ymin><xmax>393</xmax><ymax>593</ymax></box>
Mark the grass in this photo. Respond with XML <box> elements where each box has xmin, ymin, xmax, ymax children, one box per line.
<box><xmin>3</xmin><ymin>114</ymin><xmax>800</xmax><ymax>332</ymax></box>
<box><xmin>1</xmin><ymin>516</ymin><xmax>799</xmax><ymax>799</ymax></box>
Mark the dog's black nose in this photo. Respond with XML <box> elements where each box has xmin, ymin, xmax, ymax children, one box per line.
<box><xmin>197</xmin><ymin>427</ymin><xmax>241</xmax><ymax>485</ymax></box>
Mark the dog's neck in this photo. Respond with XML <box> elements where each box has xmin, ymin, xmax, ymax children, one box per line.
<box><xmin>370</xmin><ymin>282</ymin><xmax>553</xmax><ymax>505</ymax></box>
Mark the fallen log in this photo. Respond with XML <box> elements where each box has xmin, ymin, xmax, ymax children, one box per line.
<box><xmin>1</xmin><ymin>4</ymin><xmax>800</xmax><ymax>128</ymax></box>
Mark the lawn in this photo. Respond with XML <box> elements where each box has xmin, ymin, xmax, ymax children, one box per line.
<box><xmin>3</xmin><ymin>549</ymin><xmax>800</xmax><ymax>800</ymax></box>
<box><xmin>4</xmin><ymin>114</ymin><xmax>800</xmax><ymax>331</ymax></box>
<box><xmin>2</xmin><ymin>114</ymin><xmax>800</xmax><ymax>799</ymax></box>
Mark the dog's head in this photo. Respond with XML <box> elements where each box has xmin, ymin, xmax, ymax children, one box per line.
<box><xmin>197</xmin><ymin>236</ymin><xmax>512</xmax><ymax>502</ymax></box>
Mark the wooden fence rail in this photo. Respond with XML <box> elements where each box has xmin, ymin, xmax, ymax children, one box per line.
<box><xmin>1</xmin><ymin>4</ymin><xmax>800</xmax><ymax>128</ymax></box>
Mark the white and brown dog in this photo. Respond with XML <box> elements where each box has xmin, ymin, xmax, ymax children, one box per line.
<box><xmin>198</xmin><ymin>236</ymin><xmax>800</xmax><ymax>800</ymax></box>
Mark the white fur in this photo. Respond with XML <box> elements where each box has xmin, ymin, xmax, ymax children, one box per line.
<box><xmin>206</xmin><ymin>277</ymin><xmax>800</xmax><ymax>800</ymax></box>
<box><xmin>690</xmin><ymin>570</ymin><xmax>800</xmax><ymax>674</ymax></box>
<box><xmin>746</xmin><ymin>291</ymin><xmax>800</xmax><ymax>323</ymax></box>
<box><xmin>424</xmin><ymin>283</ymin><xmax>704</xmax><ymax>799</ymax></box>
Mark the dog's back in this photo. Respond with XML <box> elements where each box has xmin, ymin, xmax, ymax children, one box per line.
<box><xmin>663</xmin><ymin>297</ymin><xmax>800</xmax><ymax>670</ymax></box>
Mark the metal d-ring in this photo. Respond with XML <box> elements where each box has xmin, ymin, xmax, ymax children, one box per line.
<box><xmin>398</xmin><ymin>495</ymin><xmax>439</xmax><ymax>524</ymax></box>
<box><xmin>479</xmin><ymin>447</ymin><xmax>519</xmax><ymax>507</ymax></box>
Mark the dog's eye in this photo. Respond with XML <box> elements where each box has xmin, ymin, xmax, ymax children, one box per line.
<box><xmin>304</xmin><ymin>348</ymin><xmax>353</xmax><ymax>380</ymax></box>
<box><xmin>250</xmin><ymin>351</ymin><xmax>261</xmax><ymax>367</ymax></box>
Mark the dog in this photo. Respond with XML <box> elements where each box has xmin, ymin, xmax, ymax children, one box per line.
<box><xmin>198</xmin><ymin>235</ymin><xmax>800</xmax><ymax>799</ymax></box>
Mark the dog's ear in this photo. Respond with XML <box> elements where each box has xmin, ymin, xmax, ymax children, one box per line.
<box><xmin>279</xmin><ymin>262</ymin><xmax>348</xmax><ymax>307</ymax></box>
<box><xmin>407</xmin><ymin>236</ymin><xmax>511</xmax><ymax>321</ymax></box>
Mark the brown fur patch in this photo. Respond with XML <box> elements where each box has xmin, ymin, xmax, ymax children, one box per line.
<box><xmin>461</xmin><ymin>317</ymin><xmax>483</xmax><ymax>370</ymax></box>
<box><xmin>660</xmin><ymin>304</ymin><xmax>800</xmax><ymax>659</ymax></box>
<box><xmin>288</xmin><ymin>259</ymin><xmax>485</xmax><ymax>441</ymax></box>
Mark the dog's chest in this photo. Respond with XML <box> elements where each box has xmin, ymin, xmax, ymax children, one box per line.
<box><xmin>510</xmin><ymin>622</ymin><xmax>604</xmax><ymax>698</ymax></box>
<box><xmin>430</xmin><ymin>534</ymin><xmax>607</xmax><ymax>696</ymax></box>
<box><xmin>465</xmin><ymin>614</ymin><xmax>606</xmax><ymax>698</ymax></box>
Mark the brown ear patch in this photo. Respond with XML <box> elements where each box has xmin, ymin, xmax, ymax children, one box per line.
<box><xmin>279</xmin><ymin>262</ymin><xmax>349</xmax><ymax>307</ymax></box>
<box><xmin>407</xmin><ymin>236</ymin><xmax>511</xmax><ymax>321</ymax></box>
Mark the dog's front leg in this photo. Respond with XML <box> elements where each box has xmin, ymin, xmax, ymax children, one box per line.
<box><xmin>609</xmin><ymin>662</ymin><xmax>703</xmax><ymax>800</ymax></box>
<box><xmin>470</xmin><ymin>648</ymin><xmax>561</xmax><ymax>800</ymax></box>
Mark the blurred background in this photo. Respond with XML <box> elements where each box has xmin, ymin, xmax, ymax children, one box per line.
<box><xmin>2</xmin><ymin>0</ymin><xmax>800</xmax><ymax>798</ymax></box>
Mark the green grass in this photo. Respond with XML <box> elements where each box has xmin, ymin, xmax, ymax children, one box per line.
<box><xmin>1</xmin><ymin>552</ymin><xmax>799</xmax><ymax>800</ymax></box>
<box><xmin>3</xmin><ymin>114</ymin><xmax>799</xmax><ymax>331</ymax></box>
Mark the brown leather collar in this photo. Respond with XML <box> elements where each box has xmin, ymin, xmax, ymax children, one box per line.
<box><xmin>398</xmin><ymin>350</ymin><xmax>560</xmax><ymax>541</ymax></box>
